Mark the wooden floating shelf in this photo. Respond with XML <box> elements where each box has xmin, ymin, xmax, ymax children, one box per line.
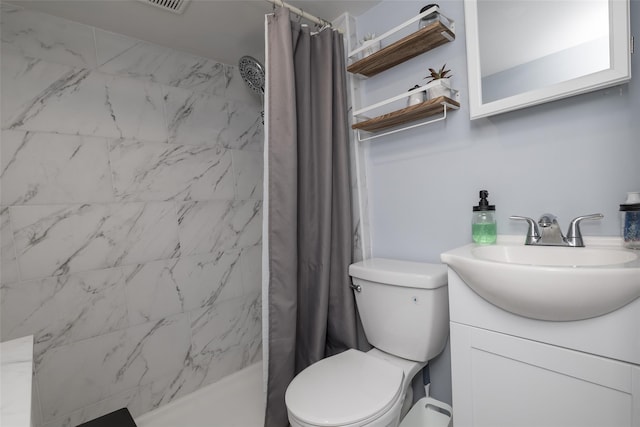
<box><xmin>347</xmin><ymin>21</ymin><xmax>455</xmax><ymax>77</ymax></box>
<box><xmin>352</xmin><ymin>96</ymin><xmax>460</xmax><ymax>133</ymax></box>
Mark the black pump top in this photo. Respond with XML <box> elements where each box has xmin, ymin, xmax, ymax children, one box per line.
<box><xmin>620</xmin><ymin>203</ymin><xmax>640</xmax><ymax>212</ymax></box>
<box><xmin>420</xmin><ymin>4</ymin><xmax>439</xmax><ymax>16</ymax></box>
<box><xmin>473</xmin><ymin>190</ymin><xmax>495</xmax><ymax>211</ymax></box>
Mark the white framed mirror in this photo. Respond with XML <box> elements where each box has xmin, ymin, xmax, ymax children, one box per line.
<box><xmin>465</xmin><ymin>0</ymin><xmax>632</xmax><ymax>120</ymax></box>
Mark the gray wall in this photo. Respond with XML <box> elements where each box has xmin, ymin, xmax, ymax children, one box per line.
<box><xmin>356</xmin><ymin>0</ymin><xmax>639</xmax><ymax>405</ymax></box>
<box><xmin>0</xmin><ymin>5</ymin><xmax>263</xmax><ymax>426</ymax></box>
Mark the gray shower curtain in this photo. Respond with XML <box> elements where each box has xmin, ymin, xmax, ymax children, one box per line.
<box><xmin>264</xmin><ymin>7</ymin><xmax>359</xmax><ymax>427</ymax></box>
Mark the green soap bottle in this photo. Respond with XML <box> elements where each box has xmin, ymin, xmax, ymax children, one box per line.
<box><xmin>472</xmin><ymin>190</ymin><xmax>497</xmax><ymax>244</ymax></box>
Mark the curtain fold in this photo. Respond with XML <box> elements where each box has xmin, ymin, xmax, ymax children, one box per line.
<box><xmin>264</xmin><ymin>7</ymin><xmax>359</xmax><ymax>426</ymax></box>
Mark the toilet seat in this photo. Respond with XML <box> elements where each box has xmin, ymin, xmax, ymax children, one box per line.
<box><xmin>285</xmin><ymin>349</ymin><xmax>405</xmax><ymax>427</ymax></box>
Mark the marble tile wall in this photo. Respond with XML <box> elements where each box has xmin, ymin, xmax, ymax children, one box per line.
<box><xmin>0</xmin><ymin>5</ymin><xmax>263</xmax><ymax>427</ymax></box>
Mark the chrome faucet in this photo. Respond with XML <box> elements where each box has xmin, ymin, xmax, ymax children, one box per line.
<box><xmin>510</xmin><ymin>213</ymin><xmax>603</xmax><ymax>247</ymax></box>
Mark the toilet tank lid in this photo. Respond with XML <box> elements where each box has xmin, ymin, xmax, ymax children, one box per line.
<box><xmin>349</xmin><ymin>258</ymin><xmax>447</xmax><ymax>289</ymax></box>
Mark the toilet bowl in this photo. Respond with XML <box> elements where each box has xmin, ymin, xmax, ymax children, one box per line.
<box><xmin>286</xmin><ymin>349</ymin><xmax>408</xmax><ymax>427</ymax></box>
<box><xmin>285</xmin><ymin>258</ymin><xmax>449</xmax><ymax>427</ymax></box>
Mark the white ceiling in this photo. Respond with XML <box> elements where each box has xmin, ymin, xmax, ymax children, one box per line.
<box><xmin>9</xmin><ymin>0</ymin><xmax>381</xmax><ymax>66</ymax></box>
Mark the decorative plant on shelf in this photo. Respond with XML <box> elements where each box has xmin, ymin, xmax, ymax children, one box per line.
<box><xmin>425</xmin><ymin>63</ymin><xmax>451</xmax><ymax>83</ymax></box>
<box><xmin>424</xmin><ymin>63</ymin><xmax>452</xmax><ymax>99</ymax></box>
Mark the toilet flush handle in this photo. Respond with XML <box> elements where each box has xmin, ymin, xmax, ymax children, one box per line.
<box><xmin>350</xmin><ymin>283</ymin><xmax>362</xmax><ymax>292</ymax></box>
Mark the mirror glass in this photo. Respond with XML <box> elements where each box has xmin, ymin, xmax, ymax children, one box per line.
<box><xmin>465</xmin><ymin>0</ymin><xmax>631</xmax><ymax>119</ymax></box>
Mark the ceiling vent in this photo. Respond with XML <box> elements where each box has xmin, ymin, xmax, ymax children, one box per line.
<box><xmin>137</xmin><ymin>0</ymin><xmax>191</xmax><ymax>14</ymax></box>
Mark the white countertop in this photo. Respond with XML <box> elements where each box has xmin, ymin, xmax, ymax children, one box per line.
<box><xmin>1</xmin><ymin>335</ymin><xmax>34</xmax><ymax>427</ymax></box>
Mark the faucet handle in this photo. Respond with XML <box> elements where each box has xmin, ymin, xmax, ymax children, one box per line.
<box><xmin>566</xmin><ymin>213</ymin><xmax>604</xmax><ymax>247</ymax></box>
<box><xmin>538</xmin><ymin>214</ymin><xmax>558</xmax><ymax>227</ymax></box>
<box><xmin>510</xmin><ymin>216</ymin><xmax>541</xmax><ymax>244</ymax></box>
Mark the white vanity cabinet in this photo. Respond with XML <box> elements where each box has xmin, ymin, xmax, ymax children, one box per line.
<box><xmin>447</xmin><ymin>269</ymin><xmax>640</xmax><ymax>427</ymax></box>
<box><xmin>450</xmin><ymin>323</ymin><xmax>640</xmax><ymax>427</ymax></box>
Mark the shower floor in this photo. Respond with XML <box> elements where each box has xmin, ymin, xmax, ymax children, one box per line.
<box><xmin>135</xmin><ymin>362</ymin><xmax>264</xmax><ymax>427</ymax></box>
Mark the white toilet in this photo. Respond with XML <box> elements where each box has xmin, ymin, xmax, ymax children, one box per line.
<box><xmin>285</xmin><ymin>258</ymin><xmax>449</xmax><ymax>427</ymax></box>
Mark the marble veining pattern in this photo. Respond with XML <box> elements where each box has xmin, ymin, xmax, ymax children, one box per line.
<box><xmin>1</xmin><ymin>130</ymin><xmax>114</xmax><ymax>205</ymax></box>
<box><xmin>108</xmin><ymin>138</ymin><xmax>234</xmax><ymax>202</ymax></box>
<box><xmin>163</xmin><ymin>85</ymin><xmax>232</xmax><ymax>146</ymax></box>
<box><xmin>240</xmin><ymin>245</ymin><xmax>262</xmax><ymax>295</ymax></box>
<box><xmin>177</xmin><ymin>200</ymin><xmax>262</xmax><ymax>256</ymax></box>
<box><xmin>122</xmin><ymin>250</ymin><xmax>247</xmax><ymax>326</ymax></box>
<box><xmin>189</xmin><ymin>292</ymin><xmax>261</xmax><ymax>386</ymax></box>
<box><xmin>146</xmin><ymin>292</ymin><xmax>262</xmax><ymax>408</ymax></box>
<box><xmin>122</xmin><ymin>259</ymin><xmax>182</xmax><ymax>327</ymax></box>
<box><xmin>35</xmin><ymin>314</ymin><xmax>191</xmax><ymax>422</ymax></box>
<box><xmin>0</xmin><ymin>5</ymin><xmax>264</xmax><ymax>426</ymax></box>
<box><xmin>231</xmin><ymin>149</ymin><xmax>263</xmax><ymax>199</ymax></box>
<box><xmin>95</xmin><ymin>29</ymin><xmax>243</xmax><ymax>98</ymax></box>
<box><xmin>1</xmin><ymin>268</ymin><xmax>128</xmax><ymax>366</ymax></box>
<box><xmin>163</xmin><ymin>85</ymin><xmax>263</xmax><ymax>151</ymax></box>
<box><xmin>0</xmin><ymin>5</ymin><xmax>97</xmax><ymax>69</ymax></box>
<box><xmin>1</xmin><ymin>280</ymin><xmax>58</xmax><ymax>358</ymax></box>
<box><xmin>1</xmin><ymin>207</ymin><xmax>20</xmax><ymax>285</ymax></box>
<box><xmin>189</xmin><ymin>292</ymin><xmax>261</xmax><ymax>353</ymax></box>
<box><xmin>173</xmin><ymin>251</ymin><xmax>245</xmax><ymax>310</ymax></box>
<box><xmin>1</xmin><ymin>52</ymin><xmax>90</xmax><ymax>130</ymax></box>
<box><xmin>2</xmin><ymin>50</ymin><xmax>167</xmax><ymax>142</ymax></box>
<box><xmin>218</xmin><ymin>99</ymin><xmax>264</xmax><ymax>152</ymax></box>
<box><xmin>10</xmin><ymin>202</ymin><xmax>181</xmax><ymax>280</ymax></box>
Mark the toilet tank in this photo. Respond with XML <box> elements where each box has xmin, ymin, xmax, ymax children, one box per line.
<box><xmin>349</xmin><ymin>258</ymin><xmax>449</xmax><ymax>363</ymax></box>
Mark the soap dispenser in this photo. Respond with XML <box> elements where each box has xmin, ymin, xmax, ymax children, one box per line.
<box><xmin>472</xmin><ymin>190</ymin><xmax>497</xmax><ymax>244</ymax></box>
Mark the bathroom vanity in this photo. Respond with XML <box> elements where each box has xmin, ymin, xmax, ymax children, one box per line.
<box><xmin>441</xmin><ymin>237</ymin><xmax>640</xmax><ymax>426</ymax></box>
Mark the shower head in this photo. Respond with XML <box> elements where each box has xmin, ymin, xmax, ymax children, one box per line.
<box><xmin>238</xmin><ymin>55</ymin><xmax>265</xmax><ymax>94</ymax></box>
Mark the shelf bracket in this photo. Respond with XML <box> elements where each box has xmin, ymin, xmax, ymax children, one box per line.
<box><xmin>441</xmin><ymin>30</ymin><xmax>454</xmax><ymax>42</ymax></box>
<box><xmin>356</xmin><ymin>103</ymin><xmax>450</xmax><ymax>143</ymax></box>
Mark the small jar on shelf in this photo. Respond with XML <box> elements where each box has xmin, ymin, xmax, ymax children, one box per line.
<box><xmin>361</xmin><ymin>33</ymin><xmax>381</xmax><ymax>58</ymax></box>
<box><xmin>407</xmin><ymin>85</ymin><xmax>426</xmax><ymax>106</ymax></box>
<box><xmin>419</xmin><ymin>4</ymin><xmax>440</xmax><ymax>29</ymax></box>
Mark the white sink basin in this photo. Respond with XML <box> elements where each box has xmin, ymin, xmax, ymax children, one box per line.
<box><xmin>472</xmin><ymin>244</ymin><xmax>637</xmax><ymax>267</ymax></box>
<box><xmin>441</xmin><ymin>236</ymin><xmax>640</xmax><ymax>321</ymax></box>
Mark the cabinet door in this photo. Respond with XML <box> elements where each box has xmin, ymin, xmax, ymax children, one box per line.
<box><xmin>450</xmin><ymin>323</ymin><xmax>639</xmax><ymax>427</ymax></box>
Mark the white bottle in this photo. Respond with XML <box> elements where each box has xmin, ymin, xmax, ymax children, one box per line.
<box><xmin>407</xmin><ymin>85</ymin><xmax>425</xmax><ymax>106</ymax></box>
<box><xmin>620</xmin><ymin>191</ymin><xmax>640</xmax><ymax>249</ymax></box>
